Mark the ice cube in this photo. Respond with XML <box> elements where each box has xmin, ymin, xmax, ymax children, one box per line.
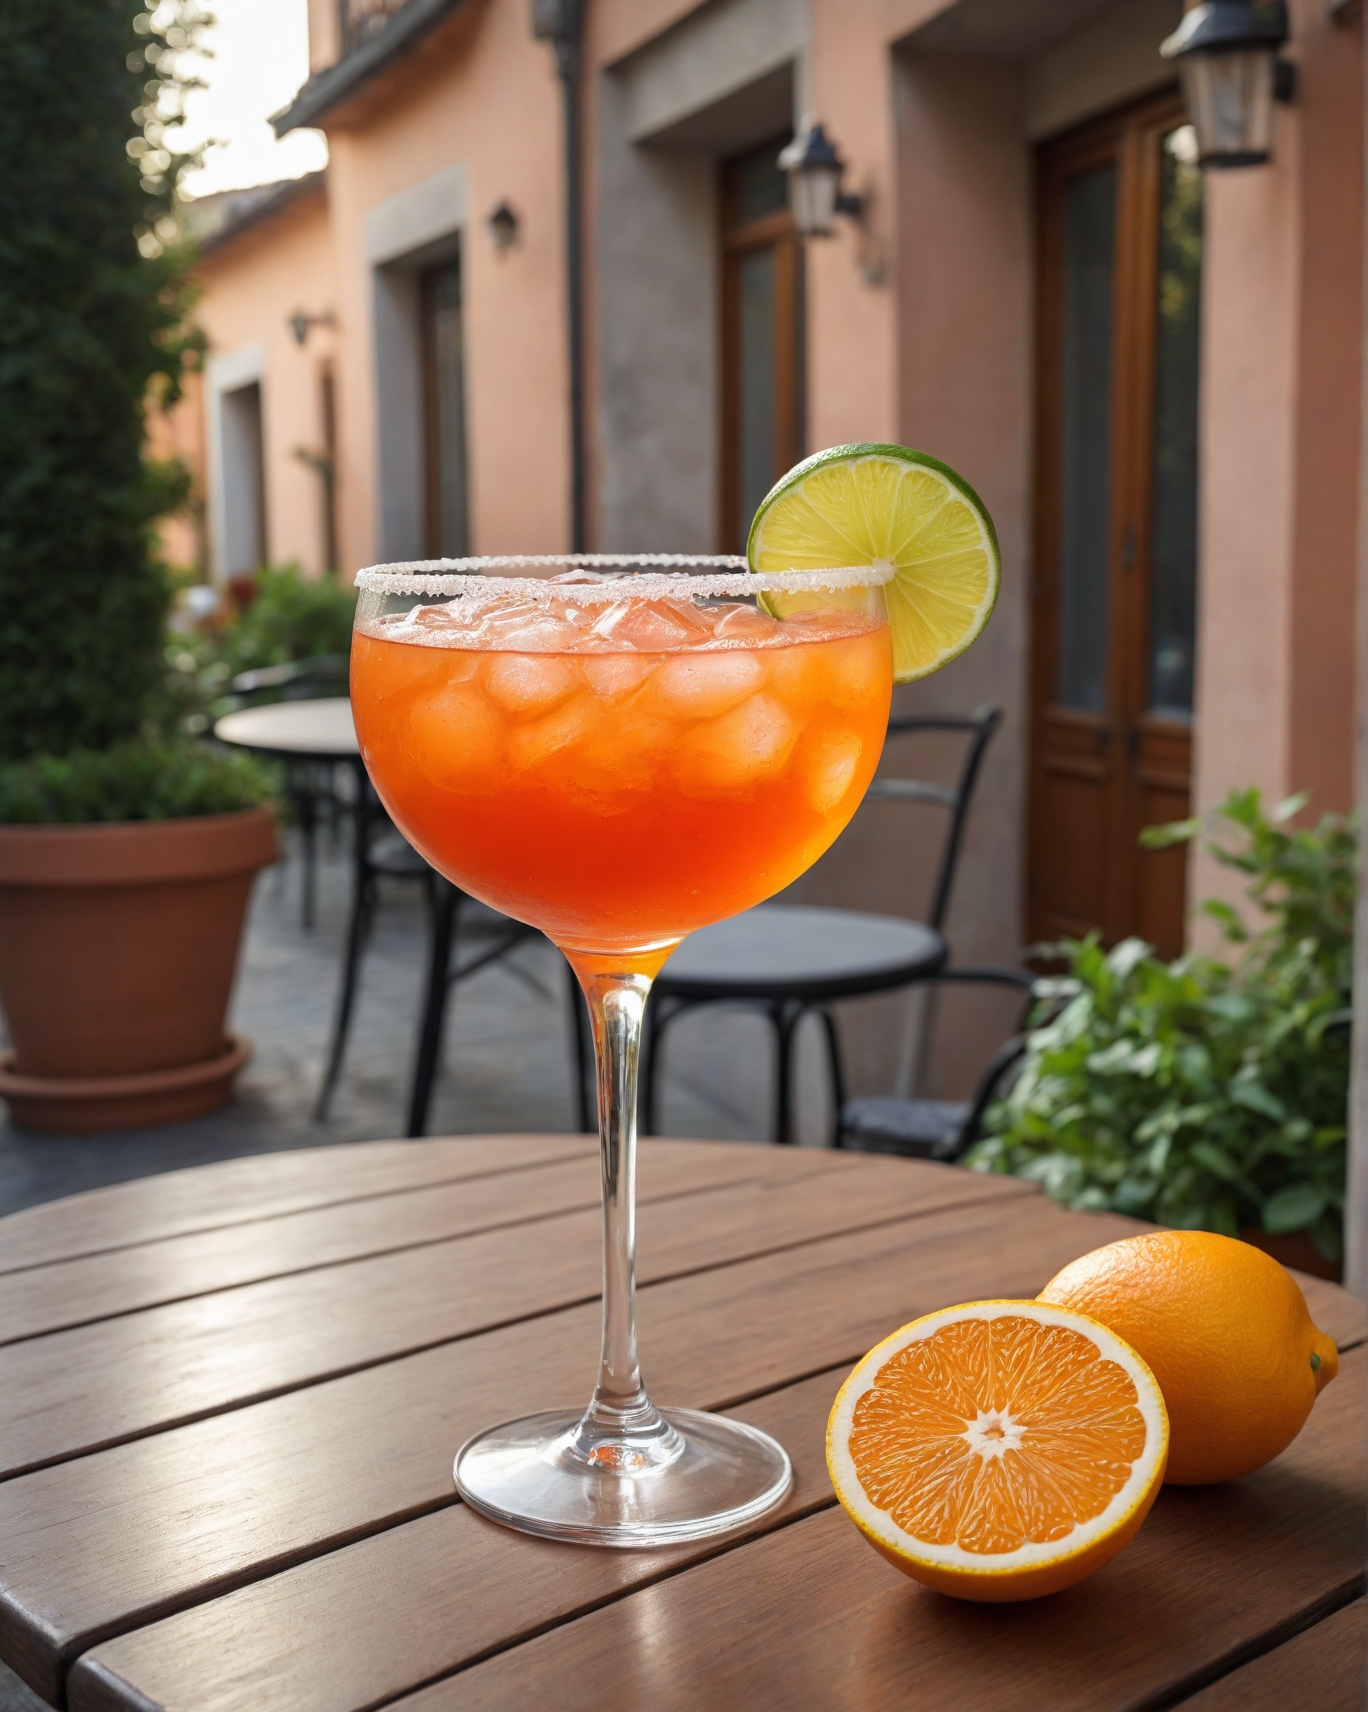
<box><xmin>648</xmin><ymin>651</ymin><xmax>764</xmax><ymax>719</ymax></box>
<box><xmin>579</xmin><ymin>655</ymin><xmax>655</xmax><ymax>703</ymax></box>
<box><xmin>675</xmin><ymin>693</ymin><xmax>799</xmax><ymax>796</ymax></box>
<box><xmin>507</xmin><ymin>694</ymin><xmax>597</xmax><ymax>772</ymax></box>
<box><xmin>590</xmin><ymin>597</ymin><xmax>712</xmax><ymax>651</ymax></box>
<box><xmin>576</xmin><ymin>713</ymin><xmax>681</xmax><ymax>793</ymax></box>
<box><xmin>407</xmin><ymin>685</ymin><xmax>504</xmax><ymax>793</ymax></box>
<box><xmin>762</xmin><ymin>638</ymin><xmax>816</xmax><ymax>703</ymax></box>
<box><xmin>711</xmin><ymin>604</ymin><xmax>782</xmax><ymax>642</ymax></box>
<box><xmin>482</xmin><ymin>654</ymin><xmax>578</xmax><ymax>717</ymax></box>
<box><xmin>805</xmin><ymin>730</ymin><xmax>863</xmax><ymax>814</ymax></box>
<box><xmin>824</xmin><ymin>635</ymin><xmax>888</xmax><ymax>710</ymax></box>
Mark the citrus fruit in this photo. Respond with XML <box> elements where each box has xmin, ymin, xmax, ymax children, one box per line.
<box><xmin>1038</xmin><ymin>1231</ymin><xmax>1339</xmax><ymax>1485</ymax></box>
<box><xmin>827</xmin><ymin>1300</ymin><xmax>1168</xmax><ymax>1601</ymax></box>
<box><xmin>747</xmin><ymin>443</ymin><xmax>1000</xmax><ymax>684</ymax></box>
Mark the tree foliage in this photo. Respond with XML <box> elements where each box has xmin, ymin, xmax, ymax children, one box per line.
<box><xmin>969</xmin><ymin>792</ymin><xmax>1355</xmax><ymax>1263</ymax></box>
<box><xmin>0</xmin><ymin>0</ymin><xmax>208</xmax><ymax>760</ymax></box>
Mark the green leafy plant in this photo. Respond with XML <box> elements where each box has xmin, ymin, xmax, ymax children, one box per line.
<box><xmin>969</xmin><ymin>792</ymin><xmax>1354</xmax><ymax>1263</ymax></box>
<box><xmin>0</xmin><ymin>0</ymin><xmax>210</xmax><ymax>762</ymax></box>
<box><xmin>0</xmin><ymin>740</ymin><xmax>273</xmax><ymax>824</ymax></box>
<box><xmin>221</xmin><ymin>563</ymin><xmax>357</xmax><ymax>678</ymax></box>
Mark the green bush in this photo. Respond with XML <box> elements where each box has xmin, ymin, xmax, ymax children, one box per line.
<box><xmin>0</xmin><ymin>0</ymin><xmax>207</xmax><ymax>762</ymax></box>
<box><xmin>0</xmin><ymin>740</ymin><xmax>274</xmax><ymax>824</ymax></box>
<box><xmin>968</xmin><ymin>791</ymin><xmax>1354</xmax><ymax>1263</ymax></box>
<box><xmin>222</xmin><ymin>564</ymin><xmax>357</xmax><ymax>677</ymax></box>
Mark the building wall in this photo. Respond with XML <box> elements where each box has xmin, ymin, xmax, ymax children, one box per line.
<box><xmin>320</xmin><ymin>1</ymin><xmax>571</xmax><ymax>570</ymax></box>
<box><xmin>172</xmin><ymin>0</ymin><xmax>1363</xmax><ymax>1117</ymax></box>
<box><xmin>191</xmin><ymin>187</ymin><xmax>337</xmax><ymax>578</ymax></box>
<box><xmin>1193</xmin><ymin>0</ymin><xmax>1362</xmax><ymax>924</ymax></box>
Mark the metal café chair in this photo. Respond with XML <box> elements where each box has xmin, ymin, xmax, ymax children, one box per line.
<box><xmin>231</xmin><ymin>655</ymin><xmax>350</xmax><ymax>930</ymax></box>
<box><xmin>312</xmin><ymin>776</ymin><xmax>538</xmax><ymax>1130</ymax></box>
<box><xmin>639</xmin><ymin>703</ymin><xmax>1004</xmax><ymax>1145</ymax></box>
<box><xmin>836</xmin><ymin>969</ymin><xmax>1036</xmax><ymax>1160</ymax></box>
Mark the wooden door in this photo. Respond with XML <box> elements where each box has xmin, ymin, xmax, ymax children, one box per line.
<box><xmin>720</xmin><ymin>139</ymin><xmax>803</xmax><ymax>551</ymax></box>
<box><xmin>422</xmin><ymin>255</ymin><xmax>469</xmax><ymax>558</ymax></box>
<box><xmin>1028</xmin><ymin>93</ymin><xmax>1203</xmax><ymax>958</ymax></box>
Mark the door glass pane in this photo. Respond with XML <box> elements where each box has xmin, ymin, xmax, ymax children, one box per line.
<box><xmin>738</xmin><ymin>247</ymin><xmax>776</xmax><ymax>539</ymax></box>
<box><xmin>1057</xmin><ymin>163</ymin><xmax>1116</xmax><ymax>713</ymax></box>
<box><xmin>1148</xmin><ymin>126</ymin><xmax>1203</xmax><ymax>719</ymax></box>
<box><xmin>428</xmin><ymin>260</ymin><xmax>469</xmax><ymax>557</ymax></box>
<box><xmin>733</xmin><ymin>140</ymin><xmax>790</xmax><ymax>225</ymax></box>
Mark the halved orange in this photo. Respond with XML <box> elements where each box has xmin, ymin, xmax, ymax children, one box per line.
<box><xmin>827</xmin><ymin>1301</ymin><xmax>1169</xmax><ymax>1601</ymax></box>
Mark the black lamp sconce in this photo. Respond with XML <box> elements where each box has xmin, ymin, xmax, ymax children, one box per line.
<box><xmin>1161</xmin><ymin>1</ymin><xmax>1295</xmax><ymax>167</ymax></box>
<box><xmin>288</xmin><ymin>310</ymin><xmax>336</xmax><ymax>347</ymax></box>
<box><xmin>778</xmin><ymin>120</ymin><xmax>864</xmax><ymax>237</ymax></box>
<box><xmin>486</xmin><ymin>200</ymin><xmax>520</xmax><ymax>251</ymax></box>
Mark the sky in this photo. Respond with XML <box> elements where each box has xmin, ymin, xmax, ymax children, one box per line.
<box><xmin>176</xmin><ymin>0</ymin><xmax>328</xmax><ymax>200</ymax></box>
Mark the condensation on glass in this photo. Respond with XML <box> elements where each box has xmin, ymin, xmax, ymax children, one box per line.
<box><xmin>424</xmin><ymin>257</ymin><xmax>469</xmax><ymax>558</ymax></box>
<box><xmin>1147</xmin><ymin>125</ymin><xmax>1203</xmax><ymax>720</ymax></box>
<box><xmin>1057</xmin><ymin>164</ymin><xmax>1117</xmax><ymax>715</ymax></box>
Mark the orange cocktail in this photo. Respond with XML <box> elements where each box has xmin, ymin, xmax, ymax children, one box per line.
<box><xmin>351</xmin><ymin>583</ymin><xmax>892</xmax><ymax>955</ymax></box>
<box><xmin>350</xmin><ymin>558</ymin><xmax>893</xmax><ymax>1553</ymax></box>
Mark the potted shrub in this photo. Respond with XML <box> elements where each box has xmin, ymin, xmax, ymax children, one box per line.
<box><xmin>0</xmin><ymin>0</ymin><xmax>276</xmax><ymax>1133</ymax></box>
<box><xmin>969</xmin><ymin>791</ymin><xmax>1354</xmax><ymax>1278</ymax></box>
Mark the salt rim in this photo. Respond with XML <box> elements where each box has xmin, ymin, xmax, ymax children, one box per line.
<box><xmin>354</xmin><ymin>553</ymin><xmax>894</xmax><ymax>602</ymax></box>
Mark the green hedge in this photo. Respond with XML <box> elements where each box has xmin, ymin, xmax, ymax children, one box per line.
<box><xmin>0</xmin><ymin>740</ymin><xmax>274</xmax><ymax>824</ymax></box>
<box><xmin>0</xmin><ymin>0</ymin><xmax>205</xmax><ymax>761</ymax></box>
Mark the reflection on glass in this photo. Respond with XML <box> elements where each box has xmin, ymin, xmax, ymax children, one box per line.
<box><xmin>428</xmin><ymin>259</ymin><xmax>469</xmax><ymax>557</ymax></box>
<box><xmin>738</xmin><ymin>248</ymin><xmax>777</xmax><ymax>540</ymax></box>
<box><xmin>1148</xmin><ymin>125</ymin><xmax>1202</xmax><ymax>719</ymax></box>
<box><xmin>1057</xmin><ymin>164</ymin><xmax>1116</xmax><ymax>714</ymax></box>
<box><xmin>734</xmin><ymin>139</ymin><xmax>790</xmax><ymax>225</ymax></box>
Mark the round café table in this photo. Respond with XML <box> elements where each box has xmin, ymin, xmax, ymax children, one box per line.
<box><xmin>215</xmin><ymin>698</ymin><xmax>386</xmax><ymax>1119</ymax></box>
<box><xmin>215</xmin><ymin>696</ymin><xmax>362</xmax><ymax>936</ymax></box>
<box><xmin>0</xmin><ymin>1137</ymin><xmax>1362</xmax><ymax>1709</ymax></box>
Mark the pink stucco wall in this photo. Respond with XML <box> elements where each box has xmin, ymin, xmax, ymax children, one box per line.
<box><xmin>195</xmin><ymin>185</ymin><xmax>338</xmax><ymax>575</ymax></box>
<box><xmin>1192</xmin><ymin>0</ymin><xmax>1361</xmax><ymax>922</ymax></box>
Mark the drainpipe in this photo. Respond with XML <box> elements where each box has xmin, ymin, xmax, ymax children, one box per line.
<box><xmin>532</xmin><ymin>0</ymin><xmax>587</xmax><ymax>553</ymax></box>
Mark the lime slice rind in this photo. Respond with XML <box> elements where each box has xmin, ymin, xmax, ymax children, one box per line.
<box><xmin>747</xmin><ymin>443</ymin><xmax>1000</xmax><ymax>685</ymax></box>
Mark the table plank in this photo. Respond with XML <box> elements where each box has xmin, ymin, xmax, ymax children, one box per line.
<box><xmin>65</xmin><ymin>1371</ymin><xmax>844</xmax><ymax>1712</ymax></box>
<box><xmin>0</xmin><ymin>1194</ymin><xmax>1143</xmax><ymax>1703</ymax></box>
<box><xmin>0</xmin><ymin>1155</ymin><xmax>1033</xmax><ymax>1478</ymax></box>
<box><xmin>1177</xmin><ymin>1599</ymin><xmax>1364</xmax><ymax>1710</ymax></box>
<box><xmin>0</xmin><ymin>1136</ymin><xmax>598</xmax><ymax>1274</ymax></box>
<box><xmin>1295</xmin><ymin>1274</ymin><xmax>1367</xmax><ymax>1354</ymax></box>
<box><xmin>0</xmin><ymin>1141</ymin><xmax>801</xmax><ymax>1345</ymax></box>
<box><xmin>386</xmin><ymin>1346</ymin><xmax>1367</xmax><ymax>1712</ymax></box>
<box><xmin>66</xmin><ymin>1336</ymin><xmax>1368</xmax><ymax>1712</ymax></box>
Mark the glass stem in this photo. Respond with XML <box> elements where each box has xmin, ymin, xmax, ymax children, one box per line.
<box><xmin>565</xmin><ymin>953</ymin><xmax>682</xmax><ymax>1471</ymax></box>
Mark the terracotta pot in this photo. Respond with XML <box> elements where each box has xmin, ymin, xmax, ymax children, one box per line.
<box><xmin>0</xmin><ymin>808</ymin><xmax>276</xmax><ymax>1133</ymax></box>
<box><xmin>1239</xmin><ymin>1225</ymin><xmax>1341</xmax><ymax>1283</ymax></box>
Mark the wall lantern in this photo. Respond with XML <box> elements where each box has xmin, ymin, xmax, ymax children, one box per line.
<box><xmin>530</xmin><ymin>0</ymin><xmax>581</xmax><ymax>70</ymax></box>
<box><xmin>288</xmin><ymin>310</ymin><xmax>335</xmax><ymax>347</ymax></box>
<box><xmin>486</xmin><ymin>200</ymin><xmax>520</xmax><ymax>251</ymax></box>
<box><xmin>1160</xmin><ymin>1</ymin><xmax>1293</xmax><ymax>168</ymax></box>
<box><xmin>778</xmin><ymin>119</ymin><xmax>865</xmax><ymax>238</ymax></box>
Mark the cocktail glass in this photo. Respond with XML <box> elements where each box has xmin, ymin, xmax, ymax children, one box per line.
<box><xmin>351</xmin><ymin>554</ymin><xmax>893</xmax><ymax>1546</ymax></box>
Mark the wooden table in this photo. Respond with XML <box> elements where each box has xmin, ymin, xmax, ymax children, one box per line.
<box><xmin>0</xmin><ymin>1138</ymin><xmax>1362</xmax><ymax>1710</ymax></box>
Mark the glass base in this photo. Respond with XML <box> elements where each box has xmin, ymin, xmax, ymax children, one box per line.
<box><xmin>454</xmin><ymin>1407</ymin><xmax>793</xmax><ymax>1547</ymax></box>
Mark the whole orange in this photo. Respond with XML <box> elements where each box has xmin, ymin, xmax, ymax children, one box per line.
<box><xmin>1038</xmin><ymin>1230</ymin><xmax>1338</xmax><ymax>1484</ymax></box>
